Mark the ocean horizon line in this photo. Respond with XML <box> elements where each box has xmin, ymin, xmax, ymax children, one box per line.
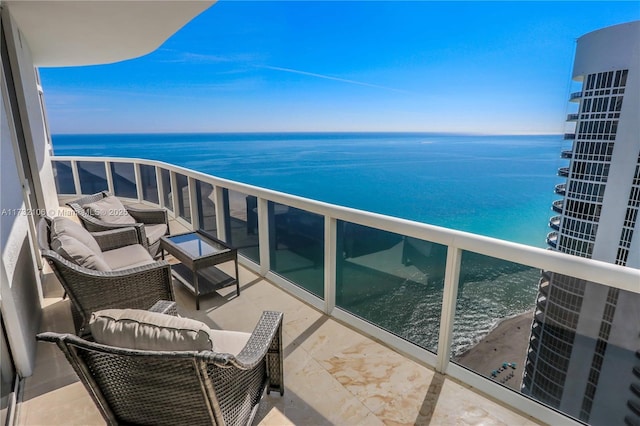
<box><xmin>51</xmin><ymin>130</ymin><xmax>564</xmax><ymax>137</ymax></box>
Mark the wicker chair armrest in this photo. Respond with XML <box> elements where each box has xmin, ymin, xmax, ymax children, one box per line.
<box><xmin>149</xmin><ymin>300</ymin><xmax>178</xmax><ymax>316</ymax></box>
<box><xmin>92</xmin><ymin>227</ymin><xmax>143</xmax><ymax>250</ymax></box>
<box><xmin>125</xmin><ymin>207</ymin><xmax>169</xmax><ymax>225</ymax></box>
<box><xmin>204</xmin><ymin>311</ymin><xmax>283</xmax><ymax>370</ymax></box>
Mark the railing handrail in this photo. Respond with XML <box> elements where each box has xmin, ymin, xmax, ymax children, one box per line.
<box><xmin>53</xmin><ymin>155</ymin><xmax>640</xmax><ymax>294</ymax></box>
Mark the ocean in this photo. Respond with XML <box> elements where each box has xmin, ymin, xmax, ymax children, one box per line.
<box><xmin>52</xmin><ymin>132</ymin><xmax>564</xmax><ymax>247</ymax></box>
<box><xmin>52</xmin><ymin>132</ymin><xmax>566</xmax><ymax>354</ymax></box>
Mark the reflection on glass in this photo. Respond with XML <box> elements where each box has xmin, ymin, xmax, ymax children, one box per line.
<box><xmin>176</xmin><ymin>173</ymin><xmax>190</xmax><ymax>223</ymax></box>
<box><xmin>336</xmin><ymin>221</ymin><xmax>446</xmax><ymax>352</ymax></box>
<box><xmin>167</xmin><ymin>232</ymin><xmax>229</xmax><ymax>257</ymax></box>
<box><xmin>269</xmin><ymin>202</ymin><xmax>324</xmax><ymax>298</ymax></box>
<box><xmin>160</xmin><ymin>168</ymin><xmax>172</xmax><ymax>211</ymax></box>
<box><xmin>77</xmin><ymin>161</ymin><xmax>107</xmax><ymax>194</ymax></box>
<box><xmin>110</xmin><ymin>162</ymin><xmax>137</xmax><ymax>199</ymax></box>
<box><xmin>140</xmin><ymin>164</ymin><xmax>159</xmax><ymax>204</ymax></box>
<box><xmin>451</xmin><ymin>252</ymin><xmax>538</xmax><ymax>392</ymax></box>
<box><xmin>196</xmin><ymin>181</ymin><xmax>217</xmax><ymax>237</ymax></box>
<box><xmin>52</xmin><ymin>161</ymin><xmax>75</xmax><ymax>194</ymax></box>
<box><xmin>223</xmin><ymin>189</ymin><xmax>259</xmax><ymax>263</ymax></box>
<box><xmin>450</xmin><ymin>255</ymin><xmax>639</xmax><ymax>425</ymax></box>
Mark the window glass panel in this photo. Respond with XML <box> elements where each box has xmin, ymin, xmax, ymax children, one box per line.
<box><xmin>160</xmin><ymin>168</ymin><xmax>173</xmax><ymax>211</ymax></box>
<box><xmin>110</xmin><ymin>162</ymin><xmax>137</xmax><ymax>199</ymax></box>
<box><xmin>336</xmin><ymin>221</ymin><xmax>447</xmax><ymax>352</ymax></box>
<box><xmin>52</xmin><ymin>160</ymin><xmax>75</xmax><ymax>194</ymax></box>
<box><xmin>77</xmin><ymin>161</ymin><xmax>107</xmax><ymax>194</ymax></box>
<box><xmin>196</xmin><ymin>181</ymin><xmax>217</xmax><ymax>237</ymax></box>
<box><xmin>176</xmin><ymin>173</ymin><xmax>190</xmax><ymax>223</ymax></box>
<box><xmin>140</xmin><ymin>164</ymin><xmax>159</xmax><ymax>204</ymax></box>
<box><xmin>269</xmin><ymin>202</ymin><xmax>324</xmax><ymax>298</ymax></box>
<box><xmin>224</xmin><ymin>190</ymin><xmax>259</xmax><ymax>263</ymax></box>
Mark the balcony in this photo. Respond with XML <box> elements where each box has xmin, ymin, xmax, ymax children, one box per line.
<box><xmin>558</xmin><ymin>167</ymin><xmax>570</xmax><ymax>178</ymax></box>
<box><xmin>566</xmin><ymin>113</ymin><xmax>579</xmax><ymax>121</ymax></box>
<box><xmin>21</xmin><ymin>155</ymin><xmax>640</xmax><ymax>426</ymax></box>
<box><xmin>563</xmin><ymin>133</ymin><xmax>576</xmax><ymax>140</ymax></box>
<box><xmin>549</xmin><ymin>215</ymin><xmax>561</xmax><ymax>231</ymax></box>
<box><xmin>561</xmin><ymin>150</ymin><xmax>573</xmax><ymax>159</ymax></box>
<box><xmin>552</xmin><ymin>200</ymin><xmax>564</xmax><ymax>213</ymax></box>
<box><xmin>546</xmin><ymin>232</ymin><xmax>558</xmax><ymax>249</ymax></box>
<box><xmin>554</xmin><ymin>183</ymin><xmax>566</xmax><ymax>196</ymax></box>
<box><xmin>569</xmin><ymin>91</ymin><xmax>583</xmax><ymax>102</ymax></box>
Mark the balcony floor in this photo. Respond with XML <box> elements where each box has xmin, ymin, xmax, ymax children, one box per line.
<box><xmin>18</xmin><ymin>202</ymin><xmax>540</xmax><ymax>425</ymax></box>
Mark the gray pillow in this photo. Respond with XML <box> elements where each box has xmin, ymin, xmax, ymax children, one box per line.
<box><xmin>90</xmin><ymin>309</ymin><xmax>216</xmax><ymax>352</ymax></box>
<box><xmin>52</xmin><ymin>235</ymin><xmax>112</xmax><ymax>271</ymax></box>
<box><xmin>50</xmin><ymin>217</ymin><xmax>111</xmax><ymax>271</ymax></box>
<box><xmin>51</xmin><ymin>216</ymin><xmax>102</xmax><ymax>254</ymax></box>
<box><xmin>83</xmin><ymin>196</ymin><xmax>136</xmax><ymax>225</ymax></box>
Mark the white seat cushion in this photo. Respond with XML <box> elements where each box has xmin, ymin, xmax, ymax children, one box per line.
<box><xmin>208</xmin><ymin>330</ymin><xmax>251</xmax><ymax>356</ymax></box>
<box><xmin>83</xmin><ymin>196</ymin><xmax>136</xmax><ymax>225</ymax></box>
<box><xmin>101</xmin><ymin>244</ymin><xmax>155</xmax><ymax>270</ymax></box>
<box><xmin>90</xmin><ymin>309</ymin><xmax>217</xmax><ymax>352</ymax></box>
<box><xmin>144</xmin><ymin>223</ymin><xmax>168</xmax><ymax>244</ymax></box>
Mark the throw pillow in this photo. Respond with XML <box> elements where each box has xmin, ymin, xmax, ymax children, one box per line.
<box><xmin>83</xmin><ymin>196</ymin><xmax>136</xmax><ymax>225</ymax></box>
<box><xmin>90</xmin><ymin>308</ymin><xmax>216</xmax><ymax>352</ymax></box>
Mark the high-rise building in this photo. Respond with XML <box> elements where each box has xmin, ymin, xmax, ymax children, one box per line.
<box><xmin>522</xmin><ymin>21</ymin><xmax>640</xmax><ymax>425</ymax></box>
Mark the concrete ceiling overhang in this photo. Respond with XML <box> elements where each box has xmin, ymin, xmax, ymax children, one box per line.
<box><xmin>5</xmin><ymin>0</ymin><xmax>216</xmax><ymax>67</ymax></box>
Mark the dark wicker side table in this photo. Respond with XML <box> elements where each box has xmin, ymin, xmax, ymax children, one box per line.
<box><xmin>160</xmin><ymin>231</ymin><xmax>239</xmax><ymax>309</ymax></box>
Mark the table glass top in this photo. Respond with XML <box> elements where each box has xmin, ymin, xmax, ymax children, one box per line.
<box><xmin>167</xmin><ymin>233</ymin><xmax>229</xmax><ymax>258</ymax></box>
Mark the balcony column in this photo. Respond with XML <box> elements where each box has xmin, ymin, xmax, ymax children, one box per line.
<box><xmin>436</xmin><ymin>247</ymin><xmax>462</xmax><ymax>373</ymax></box>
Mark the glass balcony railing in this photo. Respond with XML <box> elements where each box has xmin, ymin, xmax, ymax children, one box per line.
<box><xmin>549</xmin><ymin>215</ymin><xmax>561</xmax><ymax>230</ymax></box>
<box><xmin>552</xmin><ymin>200</ymin><xmax>564</xmax><ymax>213</ymax></box>
<box><xmin>558</xmin><ymin>167</ymin><xmax>570</xmax><ymax>178</ymax></box>
<box><xmin>566</xmin><ymin>113</ymin><xmax>579</xmax><ymax>121</ymax></box>
<box><xmin>563</xmin><ymin>133</ymin><xmax>576</xmax><ymax>140</ymax></box>
<box><xmin>51</xmin><ymin>155</ymin><xmax>640</xmax><ymax>426</ymax></box>
<box><xmin>555</xmin><ymin>183</ymin><xmax>566</xmax><ymax>195</ymax></box>
<box><xmin>561</xmin><ymin>150</ymin><xmax>573</xmax><ymax>159</ymax></box>
<box><xmin>570</xmin><ymin>91</ymin><xmax>583</xmax><ymax>101</ymax></box>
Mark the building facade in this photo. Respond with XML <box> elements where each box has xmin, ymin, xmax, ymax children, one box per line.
<box><xmin>522</xmin><ymin>21</ymin><xmax>640</xmax><ymax>425</ymax></box>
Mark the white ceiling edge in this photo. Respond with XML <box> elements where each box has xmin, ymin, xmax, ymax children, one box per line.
<box><xmin>6</xmin><ymin>0</ymin><xmax>216</xmax><ymax>67</ymax></box>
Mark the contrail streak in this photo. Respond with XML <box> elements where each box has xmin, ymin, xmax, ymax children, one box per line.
<box><xmin>258</xmin><ymin>65</ymin><xmax>409</xmax><ymax>93</ymax></box>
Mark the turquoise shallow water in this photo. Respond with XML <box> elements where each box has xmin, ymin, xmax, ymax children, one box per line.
<box><xmin>52</xmin><ymin>132</ymin><xmax>564</xmax><ymax>247</ymax></box>
<box><xmin>52</xmin><ymin>132</ymin><xmax>565</xmax><ymax>353</ymax></box>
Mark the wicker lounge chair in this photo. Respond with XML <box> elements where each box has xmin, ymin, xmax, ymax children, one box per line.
<box><xmin>38</xmin><ymin>216</ymin><xmax>174</xmax><ymax>335</ymax></box>
<box><xmin>37</xmin><ymin>310</ymin><xmax>284</xmax><ymax>426</ymax></box>
<box><xmin>67</xmin><ymin>191</ymin><xmax>169</xmax><ymax>257</ymax></box>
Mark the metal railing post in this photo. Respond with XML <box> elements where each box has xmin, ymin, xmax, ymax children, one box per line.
<box><xmin>188</xmin><ymin>177</ymin><xmax>199</xmax><ymax>231</ymax></box>
<box><xmin>436</xmin><ymin>246</ymin><xmax>462</xmax><ymax>373</ymax></box>
<box><xmin>324</xmin><ymin>216</ymin><xmax>337</xmax><ymax>315</ymax></box>
<box><xmin>70</xmin><ymin>160</ymin><xmax>81</xmax><ymax>195</ymax></box>
<box><xmin>105</xmin><ymin>161</ymin><xmax>114</xmax><ymax>194</ymax></box>
<box><xmin>258</xmin><ymin>197</ymin><xmax>270</xmax><ymax>276</ymax></box>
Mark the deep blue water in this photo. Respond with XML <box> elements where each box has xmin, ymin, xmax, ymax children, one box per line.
<box><xmin>52</xmin><ymin>132</ymin><xmax>565</xmax><ymax>248</ymax></box>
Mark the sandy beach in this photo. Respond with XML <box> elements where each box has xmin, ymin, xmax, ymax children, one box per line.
<box><xmin>454</xmin><ymin>310</ymin><xmax>534</xmax><ymax>390</ymax></box>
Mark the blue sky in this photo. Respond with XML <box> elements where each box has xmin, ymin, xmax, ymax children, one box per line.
<box><xmin>40</xmin><ymin>1</ymin><xmax>639</xmax><ymax>134</ymax></box>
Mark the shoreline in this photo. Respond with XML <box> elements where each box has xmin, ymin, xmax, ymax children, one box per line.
<box><xmin>454</xmin><ymin>310</ymin><xmax>534</xmax><ymax>390</ymax></box>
